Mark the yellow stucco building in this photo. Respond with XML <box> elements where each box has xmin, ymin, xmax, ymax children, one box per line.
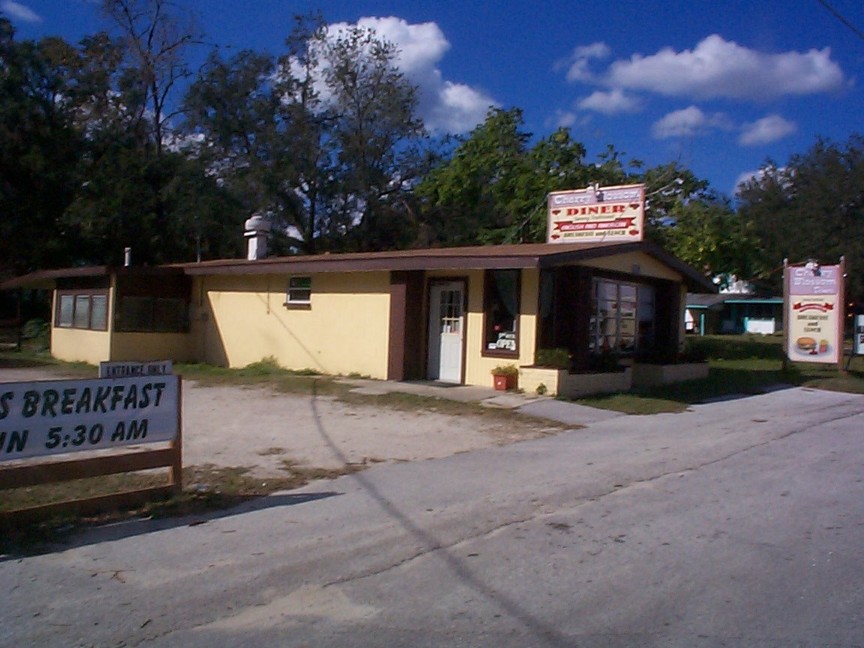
<box><xmin>2</xmin><ymin>242</ymin><xmax>713</xmax><ymax>394</ymax></box>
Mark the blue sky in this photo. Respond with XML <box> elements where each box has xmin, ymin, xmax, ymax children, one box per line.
<box><xmin>3</xmin><ymin>0</ymin><xmax>863</xmax><ymax>198</ymax></box>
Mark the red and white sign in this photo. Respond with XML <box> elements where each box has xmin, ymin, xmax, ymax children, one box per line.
<box><xmin>785</xmin><ymin>262</ymin><xmax>844</xmax><ymax>364</ymax></box>
<box><xmin>547</xmin><ymin>184</ymin><xmax>645</xmax><ymax>244</ymax></box>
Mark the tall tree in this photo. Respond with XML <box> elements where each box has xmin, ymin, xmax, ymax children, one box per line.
<box><xmin>416</xmin><ymin>110</ymin><xmax>645</xmax><ymax>245</ymax></box>
<box><xmin>101</xmin><ymin>0</ymin><xmax>199</xmax><ymax>157</ymax></box>
<box><xmin>664</xmin><ymin>196</ymin><xmax>764</xmax><ymax>285</ymax></box>
<box><xmin>184</xmin><ymin>15</ymin><xmax>427</xmax><ymax>254</ymax></box>
<box><xmin>738</xmin><ymin>135</ymin><xmax>864</xmax><ymax>304</ymax></box>
<box><xmin>0</xmin><ymin>18</ymin><xmax>82</xmax><ymax>274</ymax></box>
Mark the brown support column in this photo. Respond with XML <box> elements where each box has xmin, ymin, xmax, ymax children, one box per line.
<box><xmin>388</xmin><ymin>271</ymin><xmax>424</xmax><ymax>381</ymax></box>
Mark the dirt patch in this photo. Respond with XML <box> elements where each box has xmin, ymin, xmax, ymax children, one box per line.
<box><xmin>182</xmin><ymin>381</ymin><xmax>556</xmax><ymax>476</ymax></box>
<box><xmin>0</xmin><ymin>368</ymin><xmax>560</xmax><ymax>479</ymax></box>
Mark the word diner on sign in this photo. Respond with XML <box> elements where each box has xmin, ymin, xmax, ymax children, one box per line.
<box><xmin>547</xmin><ymin>183</ymin><xmax>645</xmax><ymax>245</ymax></box>
<box><xmin>0</xmin><ymin>375</ymin><xmax>179</xmax><ymax>462</ymax></box>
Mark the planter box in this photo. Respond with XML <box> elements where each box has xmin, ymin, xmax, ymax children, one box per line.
<box><xmin>632</xmin><ymin>362</ymin><xmax>709</xmax><ymax>387</ymax></box>
<box><xmin>520</xmin><ymin>366</ymin><xmax>632</xmax><ymax>398</ymax></box>
<box><xmin>492</xmin><ymin>373</ymin><xmax>517</xmax><ymax>391</ymax></box>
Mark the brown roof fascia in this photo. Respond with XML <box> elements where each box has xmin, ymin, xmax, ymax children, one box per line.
<box><xmin>2</xmin><ymin>242</ymin><xmax>714</xmax><ymax>293</ymax></box>
<box><xmin>0</xmin><ymin>265</ymin><xmax>187</xmax><ymax>291</ymax></box>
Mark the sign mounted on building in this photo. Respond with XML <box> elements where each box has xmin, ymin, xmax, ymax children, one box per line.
<box><xmin>547</xmin><ymin>183</ymin><xmax>645</xmax><ymax>245</ymax></box>
<box><xmin>784</xmin><ymin>260</ymin><xmax>845</xmax><ymax>365</ymax></box>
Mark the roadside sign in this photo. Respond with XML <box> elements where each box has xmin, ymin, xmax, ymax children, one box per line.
<box><xmin>784</xmin><ymin>260</ymin><xmax>844</xmax><ymax>365</ymax></box>
<box><xmin>0</xmin><ymin>375</ymin><xmax>180</xmax><ymax>462</ymax></box>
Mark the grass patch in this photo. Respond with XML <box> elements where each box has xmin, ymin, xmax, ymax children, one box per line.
<box><xmin>577</xmin><ymin>336</ymin><xmax>864</xmax><ymax>415</ymax></box>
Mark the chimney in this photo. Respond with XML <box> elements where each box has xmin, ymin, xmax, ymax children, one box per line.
<box><xmin>244</xmin><ymin>214</ymin><xmax>271</xmax><ymax>260</ymax></box>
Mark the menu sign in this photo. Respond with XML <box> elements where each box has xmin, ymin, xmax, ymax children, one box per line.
<box><xmin>785</xmin><ymin>263</ymin><xmax>843</xmax><ymax>364</ymax></box>
<box><xmin>547</xmin><ymin>184</ymin><xmax>645</xmax><ymax>244</ymax></box>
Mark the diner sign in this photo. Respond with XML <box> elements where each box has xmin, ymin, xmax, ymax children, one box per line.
<box><xmin>547</xmin><ymin>183</ymin><xmax>645</xmax><ymax>244</ymax></box>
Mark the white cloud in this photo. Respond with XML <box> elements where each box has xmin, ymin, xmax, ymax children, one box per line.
<box><xmin>1</xmin><ymin>0</ymin><xmax>42</xmax><ymax>23</ymax></box>
<box><xmin>651</xmin><ymin>106</ymin><xmax>732</xmax><ymax>139</ymax></box>
<box><xmin>605</xmin><ymin>34</ymin><xmax>844</xmax><ymax>101</ymax></box>
<box><xmin>739</xmin><ymin>114</ymin><xmax>797</xmax><ymax>146</ymax></box>
<box><xmin>562</xmin><ymin>42</ymin><xmax>611</xmax><ymax>83</ymax></box>
<box><xmin>330</xmin><ymin>16</ymin><xmax>496</xmax><ymax>134</ymax></box>
<box><xmin>577</xmin><ymin>88</ymin><xmax>641</xmax><ymax>114</ymax></box>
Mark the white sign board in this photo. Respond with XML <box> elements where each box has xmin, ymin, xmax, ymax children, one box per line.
<box><xmin>785</xmin><ymin>263</ymin><xmax>843</xmax><ymax>364</ymax></box>
<box><xmin>0</xmin><ymin>375</ymin><xmax>179</xmax><ymax>462</ymax></box>
<box><xmin>99</xmin><ymin>360</ymin><xmax>173</xmax><ymax>379</ymax></box>
<box><xmin>547</xmin><ymin>183</ymin><xmax>645</xmax><ymax>244</ymax></box>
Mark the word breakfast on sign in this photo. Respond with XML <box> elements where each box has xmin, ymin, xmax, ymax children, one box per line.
<box><xmin>0</xmin><ymin>376</ymin><xmax>179</xmax><ymax>461</ymax></box>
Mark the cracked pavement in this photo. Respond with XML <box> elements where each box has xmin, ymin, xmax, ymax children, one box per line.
<box><xmin>2</xmin><ymin>386</ymin><xmax>864</xmax><ymax>647</ymax></box>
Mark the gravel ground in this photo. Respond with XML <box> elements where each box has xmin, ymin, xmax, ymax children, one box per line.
<box><xmin>0</xmin><ymin>367</ymin><xmax>560</xmax><ymax>477</ymax></box>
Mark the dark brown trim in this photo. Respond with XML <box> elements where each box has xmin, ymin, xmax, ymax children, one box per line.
<box><xmin>388</xmin><ymin>271</ymin><xmax>425</xmax><ymax>381</ymax></box>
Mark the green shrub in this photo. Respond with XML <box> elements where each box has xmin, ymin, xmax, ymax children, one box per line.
<box><xmin>491</xmin><ymin>363</ymin><xmax>519</xmax><ymax>377</ymax></box>
<box><xmin>535</xmin><ymin>347</ymin><xmax>571</xmax><ymax>369</ymax></box>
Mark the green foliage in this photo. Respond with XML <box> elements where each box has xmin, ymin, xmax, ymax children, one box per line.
<box><xmin>184</xmin><ymin>15</ymin><xmax>427</xmax><ymax>254</ymax></box>
<box><xmin>416</xmin><ymin>111</ymin><xmax>645</xmax><ymax>246</ymax></box>
<box><xmin>491</xmin><ymin>363</ymin><xmax>519</xmax><ymax>377</ymax></box>
<box><xmin>685</xmin><ymin>334</ymin><xmax>786</xmax><ymax>361</ymax></box>
<box><xmin>534</xmin><ymin>347</ymin><xmax>571</xmax><ymax>369</ymax></box>
<box><xmin>737</xmin><ymin>134</ymin><xmax>864</xmax><ymax>304</ymax></box>
<box><xmin>21</xmin><ymin>318</ymin><xmax>50</xmax><ymax>351</ymax></box>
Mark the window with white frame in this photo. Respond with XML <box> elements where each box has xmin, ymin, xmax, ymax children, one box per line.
<box><xmin>56</xmin><ymin>291</ymin><xmax>109</xmax><ymax>331</ymax></box>
<box><xmin>590</xmin><ymin>279</ymin><xmax>654</xmax><ymax>354</ymax></box>
<box><xmin>286</xmin><ymin>276</ymin><xmax>312</xmax><ymax>306</ymax></box>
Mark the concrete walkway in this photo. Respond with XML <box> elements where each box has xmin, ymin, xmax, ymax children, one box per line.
<box><xmin>339</xmin><ymin>378</ymin><xmax>626</xmax><ymax>426</ymax></box>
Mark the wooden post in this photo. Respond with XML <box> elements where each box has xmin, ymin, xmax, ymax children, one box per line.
<box><xmin>782</xmin><ymin>258</ymin><xmax>789</xmax><ymax>373</ymax></box>
<box><xmin>838</xmin><ymin>256</ymin><xmax>847</xmax><ymax>374</ymax></box>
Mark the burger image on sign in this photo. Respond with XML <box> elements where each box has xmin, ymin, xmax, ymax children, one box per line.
<box><xmin>796</xmin><ymin>337</ymin><xmax>829</xmax><ymax>355</ymax></box>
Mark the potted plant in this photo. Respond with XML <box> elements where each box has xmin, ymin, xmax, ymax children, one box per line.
<box><xmin>491</xmin><ymin>364</ymin><xmax>519</xmax><ymax>391</ymax></box>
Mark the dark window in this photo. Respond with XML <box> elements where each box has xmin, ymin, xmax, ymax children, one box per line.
<box><xmin>286</xmin><ymin>276</ymin><xmax>312</xmax><ymax>306</ymax></box>
<box><xmin>55</xmin><ymin>291</ymin><xmax>109</xmax><ymax>331</ymax></box>
<box><xmin>115</xmin><ymin>297</ymin><xmax>188</xmax><ymax>333</ymax></box>
<box><xmin>483</xmin><ymin>269</ymin><xmax>520</xmax><ymax>356</ymax></box>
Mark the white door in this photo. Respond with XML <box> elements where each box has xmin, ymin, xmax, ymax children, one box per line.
<box><xmin>427</xmin><ymin>282</ymin><xmax>465</xmax><ymax>383</ymax></box>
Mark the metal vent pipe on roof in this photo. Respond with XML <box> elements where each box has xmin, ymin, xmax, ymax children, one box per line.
<box><xmin>244</xmin><ymin>215</ymin><xmax>271</xmax><ymax>260</ymax></box>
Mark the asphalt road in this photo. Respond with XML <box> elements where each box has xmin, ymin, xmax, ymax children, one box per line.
<box><xmin>3</xmin><ymin>386</ymin><xmax>864</xmax><ymax>648</ymax></box>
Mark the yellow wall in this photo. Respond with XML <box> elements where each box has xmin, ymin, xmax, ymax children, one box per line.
<box><xmin>582</xmin><ymin>251</ymin><xmax>683</xmax><ymax>282</ymax></box>
<box><xmin>192</xmin><ymin>272</ymin><xmax>391</xmax><ymax>378</ymax></box>
<box><xmin>51</xmin><ymin>327</ymin><xmax>112</xmax><ymax>365</ymax></box>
